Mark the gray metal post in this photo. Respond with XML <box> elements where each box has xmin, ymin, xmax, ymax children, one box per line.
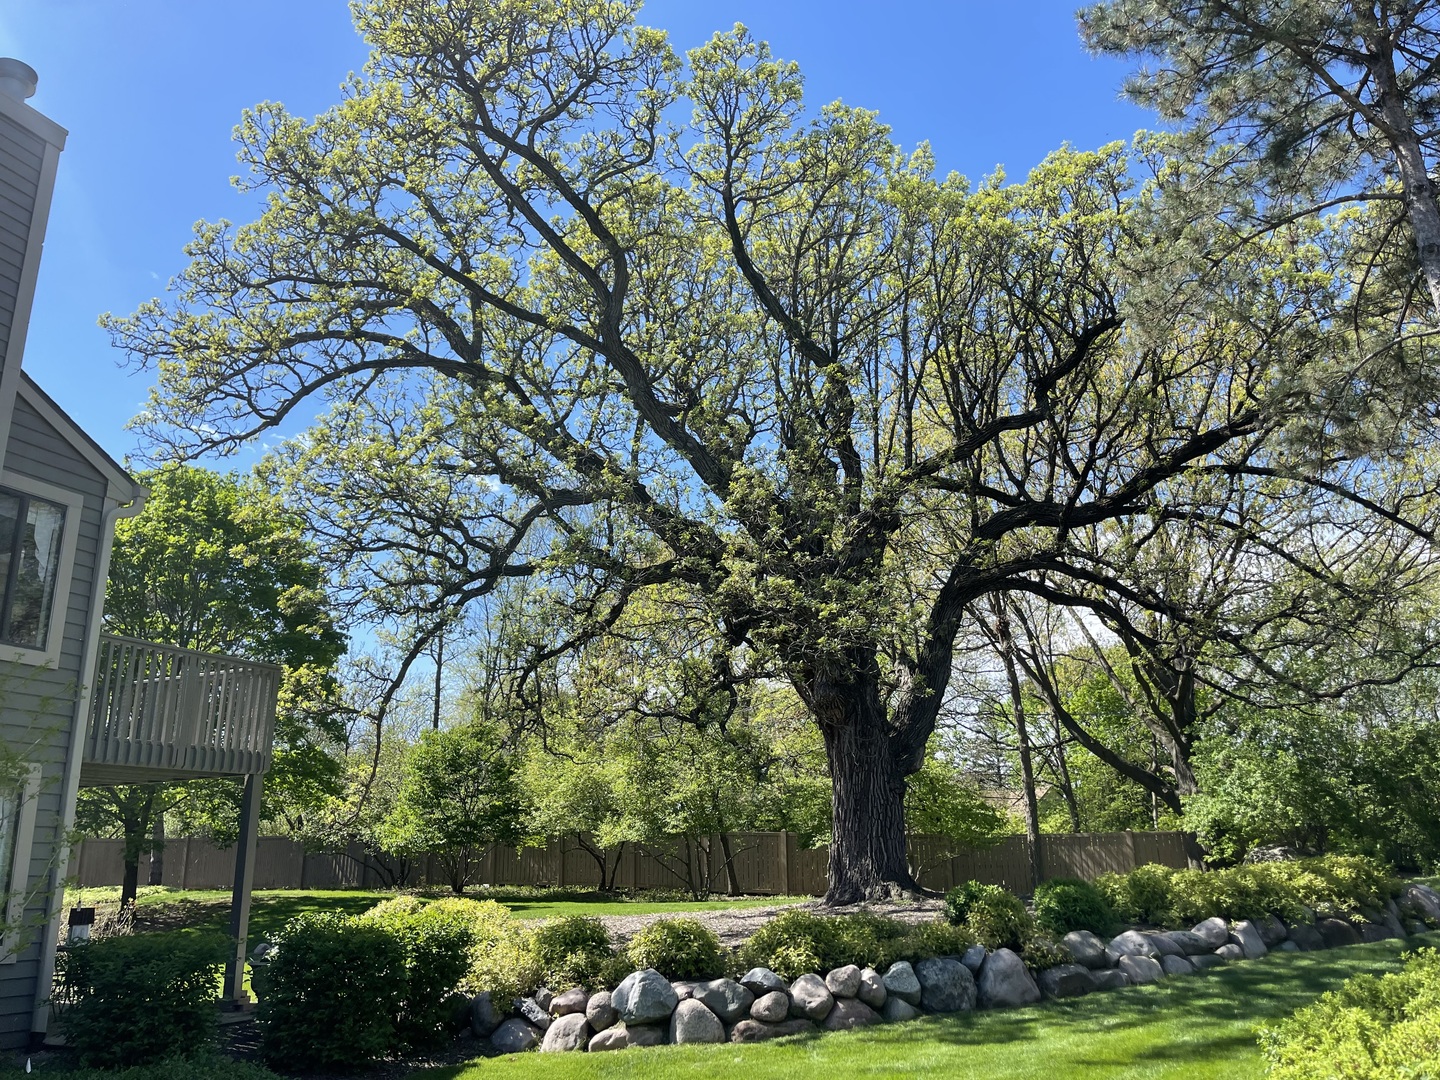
<box><xmin>225</xmin><ymin>772</ymin><xmax>263</xmax><ymax>1006</ymax></box>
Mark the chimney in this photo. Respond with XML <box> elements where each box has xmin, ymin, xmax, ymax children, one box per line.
<box><xmin>0</xmin><ymin>58</ymin><xmax>38</xmax><ymax>103</ymax></box>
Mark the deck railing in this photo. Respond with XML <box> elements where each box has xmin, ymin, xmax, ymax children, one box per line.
<box><xmin>82</xmin><ymin>635</ymin><xmax>282</xmax><ymax>781</ymax></box>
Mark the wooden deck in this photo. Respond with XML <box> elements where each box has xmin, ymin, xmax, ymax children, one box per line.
<box><xmin>79</xmin><ymin>635</ymin><xmax>281</xmax><ymax>785</ymax></box>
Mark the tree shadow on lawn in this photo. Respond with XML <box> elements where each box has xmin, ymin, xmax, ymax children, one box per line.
<box><xmin>860</xmin><ymin>934</ymin><xmax>1433</xmax><ymax>1063</ymax></box>
<box><xmin>134</xmin><ymin>890</ymin><xmax>390</xmax><ymax>941</ymax></box>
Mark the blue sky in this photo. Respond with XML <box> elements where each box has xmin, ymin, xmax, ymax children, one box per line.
<box><xmin>2</xmin><ymin>1</ymin><xmax>1150</xmax><ymax>468</ymax></box>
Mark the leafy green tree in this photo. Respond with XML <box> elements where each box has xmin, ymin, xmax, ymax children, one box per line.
<box><xmin>385</xmin><ymin>719</ymin><xmax>526</xmax><ymax>893</ymax></box>
<box><xmin>1080</xmin><ymin>0</ymin><xmax>1440</xmax><ymax>319</ymax></box>
<box><xmin>108</xmin><ymin>1</ymin><xmax>1360</xmax><ymax>900</ymax></box>
<box><xmin>78</xmin><ymin>465</ymin><xmax>346</xmax><ymax>904</ymax></box>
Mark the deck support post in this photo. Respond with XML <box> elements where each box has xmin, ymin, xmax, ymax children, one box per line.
<box><xmin>224</xmin><ymin>771</ymin><xmax>263</xmax><ymax>1006</ymax></box>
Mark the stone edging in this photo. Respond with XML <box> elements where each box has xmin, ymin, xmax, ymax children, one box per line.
<box><xmin>469</xmin><ymin>880</ymin><xmax>1440</xmax><ymax>1055</ymax></box>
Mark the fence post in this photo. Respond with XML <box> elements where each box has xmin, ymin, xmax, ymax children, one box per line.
<box><xmin>556</xmin><ymin>839</ymin><xmax>566</xmax><ymax>888</ymax></box>
<box><xmin>1126</xmin><ymin>830</ymin><xmax>1138</xmax><ymax>869</ymax></box>
<box><xmin>777</xmin><ymin>831</ymin><xmax>789</xmax><ymax>896</ymax></box>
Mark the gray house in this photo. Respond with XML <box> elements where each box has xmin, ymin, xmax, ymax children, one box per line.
<box><xmin>0</xmin><ymin>59</ymin><xmax>280</xmax><ymax>1050</ymax></box>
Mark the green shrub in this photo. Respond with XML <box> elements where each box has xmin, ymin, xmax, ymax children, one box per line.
<box><xmin>626</xmin><ymin>918</ymin><xmax>725</xmax><ymax>979</ymax></box>
<box><xmin>1259</xmin><ymin>947</ymin><xmax>1440</xmax><ymax>1078</ymax></box>
<box><xmin>60</xmin><ymin>933</ymin><xmax>227</xmax><ymax>1068</ymax></box>
<box><xmin>363</xmin><ymin>900</ymin><xmax>476</xmax><ymax>1049</ymax></box>
<box><xmin>944</xmin><ymin>881</ymin><xmax>1033</xmax><ymax>950</ymax></box>
<box><xmin>885</xmin><ymin>920</ymin><xmax>976</xmax><ymax>965</ymax></box>
<box><xmin>419</xmin><ymin>896</ymin><xmax>538</xmax><ymax>1002</ymax></box>
<box><xmin>1019</xmin><ymin>929</ymin><xmax>1073</xmax><ymax>972</ymax></box>
<box><xmin>1096</xmin><ymin>863</ymin><xmax>1176</xmax><ymax>924</ymax></box>
<box><xmin>738</xmin><ymin>910</ymin><xmax>842</xmax><ymax>981</ymax></box>
<box><xmin>257</xmin><ymin>912</ymin><xmax>406</xmax><ymax>1071</ymax></box>
<box><xmin>1033</xmin><ymin>877</ymin><xmax>1117</xmax><ymax>936</ymax></box>
<box><xmin>528</xmin><ymin>915</ymin><xmax>616</xmax><ymax>990</ymax></box>
<box><xmin>737</xmin><ymin>911</ymin><xmax>977</xmax><ymax>980</ymax></box>
<box><xmin>1096</xmin><ymin>854</ymin><xmax>1400</xmax><ymax>928</ymax></box>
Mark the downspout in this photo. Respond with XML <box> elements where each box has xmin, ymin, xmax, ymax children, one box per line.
<box><xmin>30</xmin><ymin>486</ymin><xmax>148</xmax><ymax>1040</ymax></box>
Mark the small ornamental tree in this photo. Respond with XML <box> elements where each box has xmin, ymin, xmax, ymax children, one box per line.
<box><xmin>387</xmin><ymin>720</ymin><xmax>526</xmax><ymax>893</ymax></box>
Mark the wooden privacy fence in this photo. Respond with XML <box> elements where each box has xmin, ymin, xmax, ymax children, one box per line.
<box><xmin>70</xmin><ymin>830</ymin><xmax>1190</xmax><ymax>896</ymax></box>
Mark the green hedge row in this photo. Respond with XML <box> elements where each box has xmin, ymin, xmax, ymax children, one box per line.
<box><xmin>1260</xmin><ymin>946</ymin><xmax>1440</xmax><ymax>1078</ymax></box>
<box><xmin>1095</xmin><ymin>855</ymin><xmax>1401</xmax><ymax>928</ymax></box>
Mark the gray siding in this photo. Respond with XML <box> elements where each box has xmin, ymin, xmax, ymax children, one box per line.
<box><xmin>0</xmin><ymin>395</ymin><xmax>107</xmax><ymax>1047</ymax></box>
<box><xmin>0</xmin><ymin>112</ymin><xmax>43</xmax><ymax>405</ymax></box>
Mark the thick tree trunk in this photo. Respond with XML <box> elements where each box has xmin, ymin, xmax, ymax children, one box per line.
<box><xmin>819</xmin><ymin>679</ymin><xmax>918</xmax><ymax>904</ymax></box>
<box><xmin>995</xmin><ymin>609</ymin><xmax>1042</xmax><ymax>886</ymax></box>
<box><xmin>120</xmin><ymin>858</ymin><xmax>140</xmax><ymax>909</ymax></box>
<box><xmin>148</xmin><ymin>813</ymin><xmax>165</xmax><ymax>887</ymax></box>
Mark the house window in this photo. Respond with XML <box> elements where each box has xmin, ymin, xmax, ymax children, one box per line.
<box><xmin>0</xmin><ymin>488</ymin><xmax>67</xmax><ymax>651</ymax></box>
<box><xmin>0</xmin><ymin>780</ymin><xmax>21</xmax><ymax>905</ymax></box>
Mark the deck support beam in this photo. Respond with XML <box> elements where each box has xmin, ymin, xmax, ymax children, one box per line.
<box><xmin>224</xmin><ymin>771</ymin><xmax>263</xmax><ymax>1007</ymax></box>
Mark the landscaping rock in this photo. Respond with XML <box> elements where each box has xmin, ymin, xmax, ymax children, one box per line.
<box><xmin>730</xmin><ymin>1018</ymin><xmax>817</xmax><ymax>1043</ymax></box>
<box><xmin>961</xmin><ymin>945</ymin><xmax>988</xmax><ymax>973</ymax></box>
<box><xmin>1117</xmin><ymin>955</ymin><xmax>1164</xmax><ymax>985</ymax></box>
<box><xmin>1286</xmin><ymin>923</ymin><xmax>1325</xmax><ymax>951</ymax></box>
<box><xmin>670</xmin><ymin>999</ymin><xmax>725</xmax><ymax>1044</ymax></box>
<box><xmin>1190</xmin><ymin>953</ymin><xmax>1224</xmax><ymax>970</ymax></box>
<box><xmin>550</xmin><ymin>988</ymin><xmax>589</xmax><ymax>1017</ymax></box>
<box><xmin>1192</xmin><ymin>917</ymin><xmax>1230</xmax><ymax>949</ymax></box>
<box><xmin>1256</xmin><ymin>915</ymin><xmax>1288</xmax><ymax>946</ymax></box>
<box><xmin>626</xmin><ymin>1023</ymin><xmax>668</xmax><ymax>1047</ymax></box>
<box><xmin>588</xmin><ymin>1025</ymin><xmax>629</xmax><ymax>1052</ymax></box>
<box><xmin>1165</xmin><ymin>931</ymin><xmax>1213</xmax><ymax>956</ymax></box>
<box><xmin>823</xmin><ymin>998</ymin><xmax>880</xmax><ymax>1031</ymax></box>
<box><xmin>788</xmin><ymin>974</ymin><xmax>836</xmax><ymax>1021</ymax></box>
<box><xmin>1063</xmin><ymin>930</ymin><xmax>1109</xmax><ymax>970</ymax></box>
<box><xmin>1146</xmin><ymin>932</ymin><xmax>1184</xmax><ymax>958</ymax></box>
<box><xmin>1276</xmin><ymin>940</ymin><xmax>1300</xmax><ymax>952</ymax></box>
<box><xmin>612</xmin><ymin>969</ymin><xmax>679</xmax><ymax>1025</ymax></box>
<box><xmin>670</xmin><ymin>980</ymin><xmax>698</xmax><ymax>1001</ymax></box>
<box><xmin>1215</xmin><ymin>943</ymin><xmax>1245</xmax><ymax>962</ymax></box>
<box><xmin>916</xmin><ymin>957</ymin><xmax>977</xmax><ymax>1013</ymax></box>
<box><xmin>1160</xmin><ymin>955</ymin><xmax>1194</xmax><ymax>976</ymax></box>
<box><xmin>490</xmin><ymin>1018</ymin><xmax>542</xmax><ymax>1053</ymax></box>
<box><xmin>1229</xmin><ymin>921</ymin><xmax>1269</xmax><ymax>960</ymax></box>
<box><xmin>977</xmin><ymin>948</ymin><xmax>1041</xmax><ymax>1008</ymax></box>
<box><xmin>1359</xmin><ymin>921</ymin><xmax>1396</xmax><ymax>943</ymax></box>
<box><xmin>585</xmin><ymin>991</ymin><xmax>618</xmax><ymax>1031</ymax></box>
<box><xmin>858</xmin><ymin>967</ymin><xmax>887</xmax><ymax>1009</ymax></box>
<box><xmin>1037</xmin><ymin>964</ymin><xmax>1096</xmax><ymax>999</ymax></box>
<box><xmin>882</xmin><ymin>996</ymin><xmax>922</xmax><ymax>1022</ymax></box>
<box><xmin>470</xmin><ymin>991</ymin><xmax>501</xmax><ymax>1039</ymax></box>
<box><xmin>1380</xmin><ymin>903</ymin><xmax>1407</xmax><ymax>939</ymax></box>
<box><xmin>1092</xmin><ymin>969</ymin><xmax>1131</xmax><ymax>990</ymax></box>
<box><xmin>882</xmin><ymin>960</ymin><xmax>923</xmax><ymax>1005</ymax></box>
<box><xmin>825</xmin><ymin>964</ymin><xmax>862</xmax><ymax>999</ymax></box>
<box><xmin>516</xmin><ymin>997</ymin><xmax>552</xmax><ymax>1031</ymax></box>
<box><xmin>1106</xmin><ymin>930</ymin><xmax>1161</xmax><ymax>965</ymax></box>
<box><xmin>1318</xmin><ymin>918</ymin><xmax>1361</xmax><ymax>948</ymax></box>
<box><xmin>541</xmin><ymin>1013</ymin><xmax>591</xmax><ymax>1052</ymax></box>
<box><xmin>751</xmin><ymin>991</ymin><xmax>789</xmax><ymax>1023</ymax></box>
<box><xmin>533</xmin><ymin>987</ymin><xmax>554</xmax><ymax>1013</ymax></box>
<box><xmin>1401</xmin><ymin>882</ymin><xmax>1440</xmax><ymax>922</ymax></box>
<box><xmin>694</xmin><ymin>979</ymin><xmax>753</xmax><ymax>1025</ymax></box>
<box><xmin>740</xmin><ymin>967</ymin><xmax>788</xmax><ymax>996</ymax></box>
<box><xmin>1408</xmin><ymin>919</ymin><xmax>1431</xmax><ymax>936</ymax></box>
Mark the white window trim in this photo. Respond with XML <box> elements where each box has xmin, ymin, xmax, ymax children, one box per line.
<box><xmin>0</xmin><ymin>472</ymin><xmax>83</xmax><ymax>669</ymax></box>
<box><xmin>1</xmin><ymin>763</ymin><xmax>42</xmax><ymax>964</ymax></box>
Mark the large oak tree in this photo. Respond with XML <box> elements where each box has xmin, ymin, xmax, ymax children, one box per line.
<box><xmin>111</xmin><ymin>0</ymin><xmax>1358</xmax><ymax>900</ymax></box>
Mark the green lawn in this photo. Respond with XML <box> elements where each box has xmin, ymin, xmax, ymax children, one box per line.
<box><xmin>63</xmin><ymin>886</ymin><xmax>806</xmax><ymax>942</ymax></box>
<box><xmin>420</xmin><ymin>933</ymin><xmax>1439</xmax><ymax>1080</ymax></box>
